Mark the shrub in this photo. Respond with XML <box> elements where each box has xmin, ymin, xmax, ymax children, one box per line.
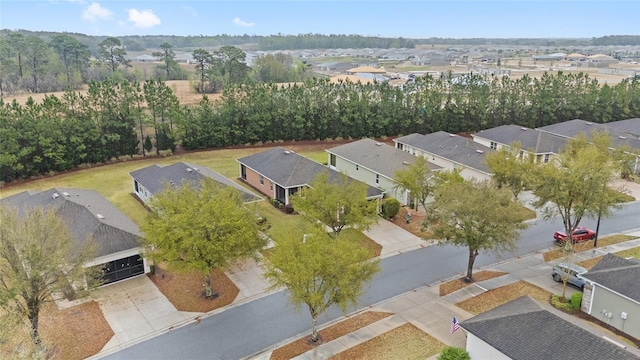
<box><xmin>158</xmin><ymin>149</ymin><xmax>173</xmax><ymax>157</ymax></box>
<box><xmin>438</xmin><ymin>346</ymin><xmax>470</xmax><ymax>360</ymax></box>
<box><xmin>284</xmin><ymin>204</ymin><xmax>294</xmax><ymax>214</ymax></box>
<box><xmin>551</xmin><ymin>294</ymin><xmax>573</xmax><ymax>311</ymax></box>
<box><xmin>571</xmin><ymin>292</ymin><xmax>583</xmax><ymax>310</ymax></box>
<box><xmin>382</xmin><ymin>198</ymin><xmax>401</xmax><ymax>219</ymax></box>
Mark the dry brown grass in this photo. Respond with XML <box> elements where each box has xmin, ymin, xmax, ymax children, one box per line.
<box><xmin>148</xmin><ymin>264</ymin><xmax>238</xmax><ymax>313</ymax></box>
<box><xmin>579</xmin><ymin>257</ymin><xmax>603</xmax><ymax>270</ymax></box>
<box><xmin>270</xmin><ymin>311</ymin><xmax>392</xmax><ymax>360</ymax></box>
<box><xmin>330</xmin><ymin>323</ymin><xmax>445</xmax><ymax>360</ymax></box>
<box><xmin>439</xmin><ymin>270</ymin><xmax>507</xmax><ymax>296</ymax></box>
<box><xmin>543</xmin><ymin>234</ymin><xmax>636</xmax><ymax>262</ymax></box>
<box><xmin>456</xmin><ymin>281</ymin><xmax>551</xmax><ymax>315</ymax></box>
<box><xmin>1</xmin><ymin>80</ymin><xmax>218</xmax><ymax>107</ymax></box>
<box><xmin>39</xmin><ymin>300</ymin><xmax>113</xmax><ymax>360</ymax></box>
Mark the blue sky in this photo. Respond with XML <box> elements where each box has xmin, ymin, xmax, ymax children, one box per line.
<box><xmin>2</xmin><ymin>1</ymin><xmax>638</xmax><ymax>38</ymax></box>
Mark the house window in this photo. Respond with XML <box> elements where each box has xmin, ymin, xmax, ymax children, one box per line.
<box><xmin>134</xmin><ymin>181</ymin><xmax>139</xmax><ymax>192</ymax></box>
<box><xmin>490</xmin><ymin>141</ymin><xmax>497</xmax><ymax>150</ymax></box>
<box><xmin>330</xmin><ymin>154</ymin><xmax>336</xmax><ymax>167</ymax></box>
<box><xmin>544</xmin><ymin>154</ymin><xmax>550</xmax><ymax>163</ymax></box>
<box><xmin>270</xmin><ymin>181</ymin><xmax>273</xmax><ymax>191</ymax></box>
<box><xmin>375</xmin><ymin>174</ymin><xmax>379</xmax><ymax>184</ymax></box>
<box><xmin>260</xmin><ymin>175</ymin><xmax>264</xmax><ymax>185</ymax></box>
<box><xmin>241</xmin><ymin>165</ymin><xmax>247</xmax><ymax>180</ymax></box>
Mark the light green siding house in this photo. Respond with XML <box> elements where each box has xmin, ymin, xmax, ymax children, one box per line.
<box><xmin>326</xmin><ymin>139</ymin><xmax>441</xmax><ymax>206</ymax></box>
<box><xmin>582</xmin><ymin>253</ymin><xmax>640</xmax><ymax>341</ymax></box>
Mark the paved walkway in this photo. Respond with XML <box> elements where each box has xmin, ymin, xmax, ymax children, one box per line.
<box><xmin>89</xmin><ymin>219</ymin><xmax>640</xmax><ymax>359</ymax></box>
<box><xmin>251</xmin><ymin>231</ymin><xmax>640</xmax><ymax>359</ymax></box>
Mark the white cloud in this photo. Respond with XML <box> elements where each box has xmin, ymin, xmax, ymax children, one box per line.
<box><xmin>128</xmin><ymin>8</ymin><xmax>161</xmax><ymax>28</ymax></box>
<box><xmin>82</xmin><ymin>2</ymin><xmax>112</xmax><ymax>22</ymax></box>
<box><xmin>233</xmin><ymin>17</ymin><xmax>255</xmax><ymax>28</ymax></box>
<box><xmin>183</xmin><ymin>5</ymin><xmax>198</xmax><ymax>17</ymax></box>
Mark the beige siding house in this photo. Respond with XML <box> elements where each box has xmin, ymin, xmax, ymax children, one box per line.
<box><xmin>394</xmin><ymin>132</ymin><xmax>494</xmax><ymax>182</ymax></box>
<box><xmin>582</xmin><ymin>253</ymin><xmax>640</xmax><ymax>341</ymax></box>
<box><xmin>327</xmin><ymin>139</ymin><xmax>441</xmax><ymax>205</ymax></box>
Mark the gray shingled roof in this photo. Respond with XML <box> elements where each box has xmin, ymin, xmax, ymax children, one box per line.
<box><xmin>395</xmin><ymin>132</ymin><xmax>495</xmax><ymax>174</ymax></box>
<box><xmin>473</xmin><ymin>124</ymin><xmax>567</xmax><ymax>154</ymax></box>
<box><xmin>237</xmin><ymin>147</ymin><xmax>383</xmax><ymax>198</ymax></box>
<box><xmin>606</xmin><ymin>118</ymin><xmax>640</xmax><ymax>137</ymax></box>
<box><xmin>582</xmin><ymin>253</ymin><xmax>640</xmax><ymax>304</ymax></box>
<box><xmin>0</xmin><ymin>188</ymin><xmax>141</xmax><ymax>258</ymax></box>
<box><xmin>326</xmin><ymin>139</ymin><xmax>442</xmax><ymax>179</ymax></box>
<box><xmin>462</xmin><ymin>296</ymin><xmax>640</xmax><ymax>360</ymax></box>
<box><xmin>538</xmin><ymin>119</ymin><xmax>640</xmax><ymax>152</ymax></box>
<box><xmin>129</xmin><ymin>162</ymin><xmax>261</xmax><ymax>203</ymax></box>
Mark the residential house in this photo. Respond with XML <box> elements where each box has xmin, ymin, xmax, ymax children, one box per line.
<box><xmin>588</xmin><ymin>54</ymin><xmax>619</xmax><ymax>65</ymax></box>
<box><xmin>394</xmin><ymin>132</ymin><xmax>494</xmax><ymax>182</ymax></box>
<box><xmin>606</xmin><ymin>118</ymin><xmax>640</xmax><ymax>137</ymax></box>
<box><xmin>0</xmin><ymin>188</ymin><xmax>149</xmax><ymax>285</ymax></box>
<box><xmin>565</xmin><ymin>53</ymin><xmax>587</xmax><ymax>61</ymax></box>
<box><xmin>326</xmin><ymin>139</ymin><xmax>441</xmax><ymax>205</ymax></box>
<box><xmin>581</xmin><ymin>253</ymin><xmax>640</xmax><ymax>341</ymax></box>
<box><xmin>130</xmin><ymin>162</ymin><xmax>261</xmax><ymax>205</ymax></box>
<box><xmin>134</xmin><ymin>54</ymin><xmax>156</xmax><ymax>62</ymax></box>
<box><xmin>531</xmin><ymin>52</ymin><xmax>566</xmax><ymax>61</ymax></box>
<box><xmin>538</xmin><ymin>119</ymin><xmax>640</xmax><ymax>173</ymax></box>
<box><xmin>472</xmin><ymin>124</ymin><xmax>567</xmax><ymax>163</ymax></box>
<box><xmin>462</xmin><ymin>295</ymin><xmax>640</xmax><ymax>360</ymax></box>
<box><xmin>237</xmin><ymin>147</ymin><xmax>383</xmax><ymax>205</ymax></box>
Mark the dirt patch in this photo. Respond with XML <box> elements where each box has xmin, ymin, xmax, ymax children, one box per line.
<box><xmin>148</xmin><ymin>264</ymin><xmax>238</xmax><ymax>313</ymax></box>
<box><xmin>1</xmin><ymin>80</ymin><xmax>215</xmax><ymax>107</ymax></box>
<box><xmin>39</xmin><ymin>300</ymin><xmax>113</xmax><ymax>360</ymax></box>
<box><xmin>456</xmin><ymin>280</ymin><xmax>551</xmax><ymax>315</ymax></box>
<box><xmin>389</xmin><ymin>206</ymin><xmax>433</xmax><ymax>240</ymax></box>
<box><xmin>329</xmin><ymin>323</ymin><xmax>445</xmax><ymax>360</ymax></box>
<box><xmin>270</xmin><ymin>311</ymin><xmax>392</xmax><ymax>360</ymax></box>
<box><xmin>439</xmin><ymin>270</ymin><xmax>508</xmax><ymax>296</ymax></box>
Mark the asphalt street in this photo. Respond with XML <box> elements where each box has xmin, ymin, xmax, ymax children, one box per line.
<box><xmin>105</xmin><ymin>201</ymin><xmax>640</xmax><ymax>360</ymax></box>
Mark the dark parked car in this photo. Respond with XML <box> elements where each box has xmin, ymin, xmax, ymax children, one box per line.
<box><xmin>551</xmin><ymin>263</ymin><xmax>587</xmax><ymax>290</ymax></box>
<box><xmin>554</xmin><ymin>227</ymin><xmax>596</xmax><ymax>244</ymax></box>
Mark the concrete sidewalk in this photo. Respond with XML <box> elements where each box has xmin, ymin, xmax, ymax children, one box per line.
<box><xmin>252</xmin><ymin>233</ymin><xmax>640</xmax><ymax>359</ymax></box>
<box><xmin>91</xmin><ymin>223</ymin><xmax>640</xmax><ymax>359</ymax></box>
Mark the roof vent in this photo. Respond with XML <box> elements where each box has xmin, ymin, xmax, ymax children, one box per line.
<box><xmin>586</xmin><ymin>122</ymin><xmax>593</xmax><ymax>125</ymax></box>
<box><xmin>284</xmin><ymin>150</ymin><xmax>291</xmax><ymax>154</ymax></box>
<box><xmin>52</xmin><ymin>193</ymin><xmax>60</xmax><ymax>199</ymax></box>
<box><xmin>475</xmin><ymin>149</ymin><xmax>484</xmax><ymax>154</ymax></box>
<box><xmin>186</xmin><ymin>168</ymin><xmax>193</xmax><ymax>172</ymax></box>
<box><xmin>402</xmin><ymin>161</ymin><xmax>410</xmax><ymax>165</ymax></box>
<box><xmin>96</xmin><ymin>214</ymin><xmax>104</xmax><ymax>219</ymax></box>
<box><xmin>449</xmin><ymin>133</ymin><xmax>456</xmax><ymax>137</ymax></box>
<box><xmin>619</xmin><ymin>135</ymin><xmax>627</xmax><ymax>139</ymax></box>
<box><xmin>193</xmin><ymin>167</ymin><xmax>199</xmax><ymax>171</ymax></box>
<box><xmin>63</xmin><ymin>192</ymin><xmax>70</xmax><ymax>197</ymax></box>
<box><xmin>375</xmin><ymin>142</ymin><xmax>382</xmax><ymax>146</ymax></box>
<box><xmin>520</xmin><ymin>127</ymin><xmax>527</xmax><ymax>131</ymax></box>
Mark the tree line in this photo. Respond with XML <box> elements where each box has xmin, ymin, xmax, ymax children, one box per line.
<box><xmin>1</xmin><ymin>71</ymin><xmax>639</xmax><ymax>184</ymax></box>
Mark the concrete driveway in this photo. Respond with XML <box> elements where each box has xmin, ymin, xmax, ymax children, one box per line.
<box><xmin>91</xmin><ymin>275</ymin><xmax>201</xmax><ymax>355</ymax></box>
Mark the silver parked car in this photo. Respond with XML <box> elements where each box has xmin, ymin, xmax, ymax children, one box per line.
<box><xmin>551</xmin><ymin>263</ymin><xmax>587</xmax><ymax>290</ymax></box>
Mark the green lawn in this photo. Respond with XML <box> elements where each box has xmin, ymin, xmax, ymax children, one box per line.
<box><xmin>616</xmin><ymin>247</ymin><xmax>640</xmax><ymax>259</ymax></box>
<box><xmin>0</xmin><ymin>147</ymin><xmax>327</xmax><ymax>228</ymax></box>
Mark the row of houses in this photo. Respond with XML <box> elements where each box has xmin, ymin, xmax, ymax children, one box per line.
<box><xmin>0</xmin><ymin>161</ymin><xmax>264</xmax><ymax>287</ymax></box>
